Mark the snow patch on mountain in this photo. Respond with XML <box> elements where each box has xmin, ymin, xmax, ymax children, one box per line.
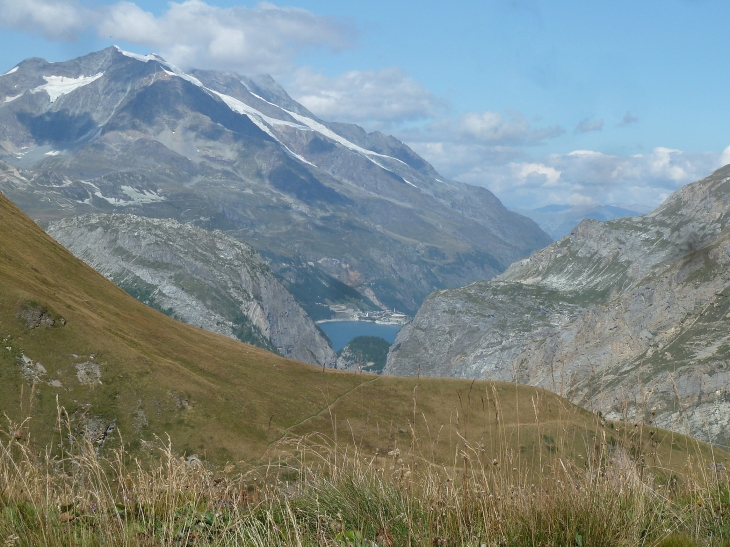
<box><xmin>1</xmin><ymin>67</ymin><xmax>18</xmax><ymax>76</ymax></box>
<box><xmin>205</xmin><ymin>89</ymin><xmax>316</xmax><ymax>166</ymax></box>
<box><xmin>242</xmin><ymin>83</ymin><xmax>408</xmax><ymax>167</ymax></box>
<box><xmin>114</xmin><ymin>47</ymin><xmax>163</xmax><ymax>64</ymax></box>
<box><xmin>3</xmin><ymin>94</ymin><xmax>22</xmax><ymax>104</ymax></box>
<box><xmin>211</xmin><ymin>90</ymin><xmax>307</xmax><ymax>131</ymax></box>
<box><xmin>369</xmin><ymin>158</ymin><xmax>418</xmax><ymax>189</ymax></box>
<box><xmin>94</xmin><ymin>187</ymin><xmax>166</xmax><ymax>206</ymax></box>
<box><xmin>32</xmin><ymin>74</ymin><xmax>104</xmax><ymax>103</ymax></box>
<box><xmin>287</xmin><ymin>109</ymin><xmax>407</xmax><ymax>165</ymax></box>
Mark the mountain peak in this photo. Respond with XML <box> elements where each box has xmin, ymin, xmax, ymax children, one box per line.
<box><xmin>1</xmin><ymin>47</ymin><xmax>549</xmax><ymax>314</ymax></box>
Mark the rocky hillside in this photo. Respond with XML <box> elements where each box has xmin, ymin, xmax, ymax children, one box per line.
<box><xmin>45</xmin><ymin>214</ymin><xmax>336</xmax><ymax>367</ymax></box>
<box><xmin>0</xmin><ymin>47</ymin><xmax>549</xmax><ymax>315</ymax></box>
<box><xmin>387</xmin><ymin>165</ymin><xmax>730</xmax><ymax>446</ymax></box>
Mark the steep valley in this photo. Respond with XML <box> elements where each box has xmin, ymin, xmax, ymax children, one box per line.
<box><xmin>1</xmin><ymin>188</ymin><xmax>652</xmax><ymax>470</ymax></box>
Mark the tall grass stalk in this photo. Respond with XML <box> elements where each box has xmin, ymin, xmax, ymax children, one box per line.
<box><xmin>0</xmin><ymin>391</ymin><xmax>728</xmax><ymax>546</ymax></box>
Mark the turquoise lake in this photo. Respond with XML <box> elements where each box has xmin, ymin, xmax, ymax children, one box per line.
<box><xmin>317</xmin><ymin>321</ymin><xmax>403</xmax><ymax>352</ymax></box>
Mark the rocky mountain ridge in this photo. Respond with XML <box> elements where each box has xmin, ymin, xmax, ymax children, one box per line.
<box><xmin>0</xmin><ymin>47</ymin><xmax>550</xmax><ymax>315</ymax></box>
<box><xmin>386</xmin><ymin>165</ymin><xmax>730</xmax><ymax>445</ymax></box>
<box><xmin>45</xmin><ymin>214</ymin><xmax>336</xmax><ymax>367</ymax></box>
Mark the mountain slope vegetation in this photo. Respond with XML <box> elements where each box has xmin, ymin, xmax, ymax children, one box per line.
<box><xmin>44</xmin><ymin>213</ymin><xmax>336</xmax><ymax>367</ymax></box>
<box><xmin>336</xmin><ymin>335</ymin><xmax>391</xmax><ymax>373</ymax></box>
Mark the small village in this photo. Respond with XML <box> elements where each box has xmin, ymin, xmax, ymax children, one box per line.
<box><xmin>357</xmin><ymin>308</ymin><xmax>410</xmax><ymax>324</ymax></box>
<box><xmin>322</xmin><ymin>304</ymin><xmax>411</xmax><ymax>324</ymax></box>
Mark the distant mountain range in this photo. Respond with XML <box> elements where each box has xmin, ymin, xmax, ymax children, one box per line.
<box><xmin>516</xmin><ymin>203</ymin><xmax>652</xmax><ymax>240</ymax></box>
<box><xmin>387</xmin><ymin>165</ymin><xmax>730</xmax><ymax>446</ymax></box>
<box><xmin>0</xmin><ymin>47</ymin><xmax>550</xmax><ymax>317</ymax></box>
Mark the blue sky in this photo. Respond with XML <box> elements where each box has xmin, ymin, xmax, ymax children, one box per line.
<box><xmin>1</xmin><ymin>0</ymin><xmax>729</xmax><ymax>209</ymax></box>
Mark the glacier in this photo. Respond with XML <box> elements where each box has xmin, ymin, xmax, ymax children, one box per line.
<box><xmin>32</xmin><ymin>74</ymin><xmax>104</xmax><ymax>103</ymax></box>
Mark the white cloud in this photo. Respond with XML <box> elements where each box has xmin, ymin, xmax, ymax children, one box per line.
<box><xmin>98</xmin><ymin>1</ymin><xmax>158</xmax><ymax>44</ymax></box>
<box><xmin>103</xmin><ymin>1</ymin><xmax>354</xmax><ymax>74</ymax></box>
<box><xmin>288</xmin><ymin>66</ymin><xmax>444</xmax><ymax>126</ymax></box>
<box><xmin>458</xmin><ymin>111</ymin><xmax>529</xmax><ymax>142</ymax></box>
<box><xmin>401</xmin><ymin>110</ymin><xmax>565</xmax><ymax>204</ymax></box>
<box><xmin>407</xmin><ymin>141</ymin><xmax>524</xmax><ymax>178</ymax></box>
<box><xmin>411</xmin><ymin>142</ymin><xmax>724</xmax><ymax>210</ymax></box>
<box><xmin>0</xmin><ymin>0</ymin><xmax>87</xmax><ymax>41</ymax></box>
<box><xmin>0</xmin><ymin>0</ymin><xmax>354</xmax><ymax>74</ymax></box>
<box><xmin>424</xmin><ymin>110</ymin><xmax>563</xmax><ymax>145</ymax></box>
<box><xmin>399</xmin><ymin>110</ymin><xmax>564</xmax><ymax>192</ymax></box>
<box><xmin>719</xmin><ymin>145</ymin><xmax>730</xmax><ymax>167</ymax></box>
<box><xmin>567</xmin><ymin>149</ymin><xmax>602</xmax><ymax>156</ymax></box>
<box><xmin>648</xmin><ymin>147</ymin><xmax>691</xmax><ymax>182</ymax></box>
<box><xmin>542</xmin><ymin>147</ymin><xmax>716</xmax><ymax>199</ymax></box>
<box><xmin>512</xmin><ymin>162</ymin><xmax>562</xmax><ymax>187</ymax></box>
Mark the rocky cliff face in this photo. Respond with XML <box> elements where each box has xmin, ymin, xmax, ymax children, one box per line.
<box><xmin>386</xmin><ymin>165</ymin><xmax>730</xmax><ymax>445</ymax></box>
<box><xmin>45</xmin><ymin>214</ymin><xmax>336</xmax><ymax>367</ymax></box>
<box><xmin>0</xmin><ymin>47</ymin><xmax>549</xmax><ymax>315</ymax></box>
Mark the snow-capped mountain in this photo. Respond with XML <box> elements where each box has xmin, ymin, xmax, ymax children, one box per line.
<box><xmin>0</xmin><ymin>47</ymin><xmax>550</xmax><ymax>314</ymax></box>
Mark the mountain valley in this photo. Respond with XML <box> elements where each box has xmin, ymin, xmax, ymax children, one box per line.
<box><xmin>0</xmin><ymin>188</ymin><xmax>661</xmax><ymax>471</ymax></box>
<box><xmin>0</xmin><ymin>44</ymin><xmax>727</xmax><ymax>469</ymax></box>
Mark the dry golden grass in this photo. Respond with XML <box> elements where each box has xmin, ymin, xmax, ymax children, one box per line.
<box><xmin>0</xmin><ymin>390</ymin><xmax>727</xmax><ymax>546</ymax></box>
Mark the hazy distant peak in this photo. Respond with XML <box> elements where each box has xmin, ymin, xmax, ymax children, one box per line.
<box><xmin>516</xmin><ymin>202</ymin><xmax>648</xmax><ymax>240</ymax></box>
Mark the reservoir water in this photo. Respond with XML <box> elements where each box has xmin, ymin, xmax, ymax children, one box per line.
<box><xmin>318</xmin><ymin>321</ymin><xmax>403</xmax><ymax>352</ymax></box>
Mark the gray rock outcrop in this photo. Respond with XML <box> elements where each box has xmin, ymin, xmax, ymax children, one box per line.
<box><xmin>46</xmin><ymin>214</ymin><xmax>336</xmax><ymax>367</ymax></box>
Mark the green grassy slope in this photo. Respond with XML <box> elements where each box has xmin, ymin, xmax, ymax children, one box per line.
<box><xmin>0</xmin><ymin>191</ymin><xmax>722</xmax><ymax>473</ymax></box>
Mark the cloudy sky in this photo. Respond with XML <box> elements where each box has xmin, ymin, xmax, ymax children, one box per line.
<box><xmin>1</xmin><ymin>0</ymin><xmax>729</xmax><ymax>210</ymax></box>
